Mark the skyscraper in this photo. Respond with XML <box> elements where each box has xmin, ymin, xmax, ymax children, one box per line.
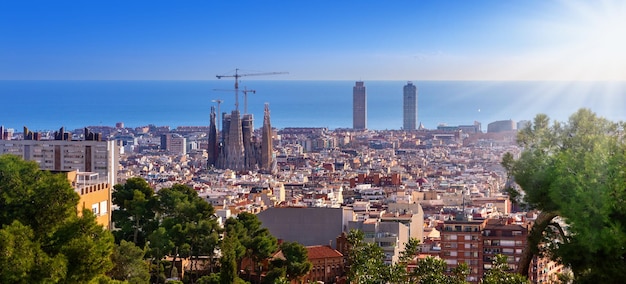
<box><xmin>403</xmin><ymin>81</ymin><xmax>417</xmax><ymax>130</ymax></box>
<box><xmin>353</xmin><ymin>81</ymin><xmax>367</xmax><ymax>129</ymax></box>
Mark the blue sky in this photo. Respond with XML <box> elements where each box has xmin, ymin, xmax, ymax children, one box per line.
<box><xmin>2</xmin><ymin>0</ymin><xmax>625</xmax><ymax>80</ymax></box>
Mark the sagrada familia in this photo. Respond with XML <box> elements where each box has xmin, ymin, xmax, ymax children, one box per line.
<box><xmin>207</xmin><ymin>103</ymin><xmax>276</xmax><ymax>174</ymax></box>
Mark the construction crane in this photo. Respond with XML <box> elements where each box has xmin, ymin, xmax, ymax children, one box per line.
<box><xmin>213</xmin><ymin>87</ymin><xmax>256</xmax><ymax>114</ymax></box>
<box><xmin>215</xmin><ymin>68</ymin><xmax>288</xmax><ymax>111</ymax></box>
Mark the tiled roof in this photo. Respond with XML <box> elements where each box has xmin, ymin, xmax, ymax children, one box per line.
<box><xmin>306</xmin><ymin>245</ymin><xmax>343</xmax><ymax>259</ymax></box>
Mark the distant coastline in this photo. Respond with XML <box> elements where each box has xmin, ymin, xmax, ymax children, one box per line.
<box><xmin>1</xmin><ymin>80</ymin><xmax>624</xmax><ymax>131</ymax></box>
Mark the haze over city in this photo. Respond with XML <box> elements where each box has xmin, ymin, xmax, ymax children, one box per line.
<box><xmin>3</xmin><ymin>1</ymin><xmax>626</xmax><ymax>283</ymax></box>
<box><xmin>2</xmin><ymin>0</ymin><xmax>625</xmax><ymax>81</ymax></box>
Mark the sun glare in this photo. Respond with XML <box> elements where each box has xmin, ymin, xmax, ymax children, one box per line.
<box><xmin>492</xmin><ymin>1</ymin><xmax>626</xmax><ymax>125</ymax></box>
<box><xmin>522</xmin><ymin>0</ymin><xmax>626</xmax><ymax>81</ymax></box>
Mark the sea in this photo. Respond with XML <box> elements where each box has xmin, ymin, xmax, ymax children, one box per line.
<box><xmin>1</xmin><ymin>80</ymin><xmax>625</xmax><ymax>132</ymax></box>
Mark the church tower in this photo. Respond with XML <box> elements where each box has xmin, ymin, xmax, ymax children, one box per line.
<box><xmin>207</xmin><ymin>106</ymin><xmax>219</xmax><ymax>168</ymax></box>
<box><xmin>261</xmin><ymin>103</ymin><xmax>275</xmax><ymax>174</ymax></box>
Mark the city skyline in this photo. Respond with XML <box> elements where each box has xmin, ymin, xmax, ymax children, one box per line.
<box><xmin>2</xmin><ymin>1</ymin><xmax>626</xmax><ymax>81</ymax></box>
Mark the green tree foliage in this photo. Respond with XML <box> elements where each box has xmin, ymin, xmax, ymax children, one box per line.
<box><xmin>224</xmin><ymin>212</ymin><xmax>278</xmax><ymax>279</ymax></box>
<box><xmin>504</xmin><ymin>109</ymin><xmax>626</xmax><ymax>282</ymax></box>
<box><xmin>155</xmin><ymin>184</ymin><xmax>220</xmax><ymax>279</ymax></box>
<box><xmin>395</xmin><ymin>238</ymin><xmax>421</xmax><ymax>283</ymax></box>
<box><xmin>412</xmin><ymin>256</ymin><xmax>468</xmax><ymax>284</ymax></box>
<box><xmin>90</xmin><ymin>275</ymin><xmax>128</xmax><ymax>284</ymax></box>
<box><xmin>483</xmin><ymin>255</ymin><xmax>530</xmax><ymax>284</ymax></box>
<box><xmin>0</xmin><ymin>220</ymin><xmax>66</xmax><ymax>284</ymax></box>
<box><xmin>0</xmin><ymin>155</ymin><xmax>115</xmax><ymax>283</ymax></box>
<box><xmin>108</xmin><ymin>240</ymin><xmax>150</xmax><ymax>284</ymax></box>
<box><xmin>345</xmin><ymin>229</ymin><xmax>388</xmax><ymax>284</ymax></box>
<box><xmin>52</xmin><ymin>210</ymin><xmax>115</xmax><ymax>283</ymax></box>
<box><xmin>270</xmin><ymin>241</ymin><xmax>312</xmax><ymax>282</ymax></box>
<box><xmin>112</xmin><ymin>177</ymin><xmax>158</xmax><ymax>247</ymax></box>
<box><xmin>112</xmin><ymin>178</ymin><xmax>223</xmax><ymax>282</ymax></box>
<box><xmin>0</xmin><ymin>155</ymin><xmax>79</xmax><ymax>237</ymax></box>
<box><xmin>219</xmin><ymin>234</ymin><xmax>238</xmax><ymax>284</ymax></box>
<box><xmin>196</xmin><ymin>274</ymin><xmax>220</xmax><ymax>284</ymax></box>
<box><xmin>345</xmin><ymin>230</ymin><xmax>470</xmax><ymax>284</ymax></box>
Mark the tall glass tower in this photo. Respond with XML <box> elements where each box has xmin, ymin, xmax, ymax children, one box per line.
<box><xmin>353</xmin><ymin>81</ymin><xmax>367</xmax><ymax>129</ymax></box>
<box><xmin>403</xmin><ymin>81</ymin><xmax>417</xmax><ymax>130</ymax></box>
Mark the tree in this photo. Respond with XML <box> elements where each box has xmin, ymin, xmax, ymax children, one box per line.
<box><xmin>504</xmin><ymin>109</ymin><xmax>626</xmax><ymax>281</ymax></box>
<box><xmin>271</xmin><ymin>241</ymin><xmax>312</xmax><ymax>283</ymax></box>
<box><xmin>156</xmin><ymin>184</ymin><xmax>220</xmax><ymax>280</ymax></box>
<box><xmin>51</xmin><ymin>210</ymin><xmax>115</xmax><ymax>283</ymax></box>
<box><xmin>112</xmin><ymin>177</ymin><xmax>158</xmax><ymax>247</ymax></box>
<box><xmin>224</xmin><ymin>212</ymin><xmax>278</xmax><ymax>279</ymax></box>
<box><xmin>396</xmin><ymin>238</ymin><xmax>421</xmax><ymax>283</ymax></box>
<box><xmin>483</xmin><ymin>254</ymin><xmax>530</xmax><ymax>284</ymax></box>
<box><xmin>345</xmin><ymin>229</ymin><xmax>388</xmax><ymax>284</ymax></box>
<box><xmin>197</xmin><ymin>274</ymin><xmax>220</xmax><ymax>284</ymax></box>
<box><xmin>0</xmin><ymin>155</ymin><xmax>117</xmax><ymax>283</ymax></box>
<box><xmin>412</xmin><ymin>256</ymin><xmax>468</xmax><ymax>284</ymax></box>
<box><xmin>108</xmin><ymin>240</ymin><xmax>150</xmax><ymax>284</ymax></box>
<box><xmin>219</xmin><ymin>234</ymin><xmax>238</xmax><ymax>284</ymax></box>
<box><xmin>0</xmin><ymin>154</ymin><xmax>79</xmax><ymax>238</ymax></box>
<box><xmin>344</xmin><ymin>230</ymin><xmax>469</xmax><ymax>284</ymax></box>
<box><xmin>0</xmin><ymin>220</ymin><xmax>66</xmax><ymax>284</ymax></box>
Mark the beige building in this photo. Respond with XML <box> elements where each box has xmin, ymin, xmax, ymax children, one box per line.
<box><xmin>0</xmin><ymin>139</ymin><xmax>119</xmax><ymax>185</ymax></box>
<box><xmin>60</xmin><ymin>170</ymin><xmax>112</xmax><ymax>229</ymax></box>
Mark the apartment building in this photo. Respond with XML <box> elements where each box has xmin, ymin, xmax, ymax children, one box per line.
<box><xmin>440</xmin><ymin>217</ymin><xmax>485</xmax><ymax>282</ymax></box>
<box><xmin>482</xmin><ymin>218</ymin><xmax>528</xmax><ymax>272</ymax></box>
<box><xmin>348</xmin><ymin>219</ymin><xmax>409</xmax><ymax>264</ymax></box>
<box><xmin>57</xmin><ymin>170</ymin><xmax>112</xmax><ymax>229</ymax></box>
<box><xmin>0</xmin><ymin>139</ymin><xmax>119</xmax><ymax>185</ymax></box>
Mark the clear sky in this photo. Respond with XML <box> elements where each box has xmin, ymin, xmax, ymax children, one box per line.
<box><xmin>1</xmin><ymin>0</ymin><xmax>625</xmax><ymax>81</ymax></box>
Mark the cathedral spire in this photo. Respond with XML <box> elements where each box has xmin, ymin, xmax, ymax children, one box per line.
<box><xmin>261</xmin><ymin>103</ymin><xmax>275</xmax><ymax>174</ymax></box>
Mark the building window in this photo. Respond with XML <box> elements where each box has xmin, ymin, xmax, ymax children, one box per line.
<box><xmin>100</xmin><ymin>201</ymin><xmax>108</xmax><ymax>214</ymax></box>
<box><xmin>91</xmin><ymin>203</ymin><xmax>99</xmax><ymax>215</ymax></box>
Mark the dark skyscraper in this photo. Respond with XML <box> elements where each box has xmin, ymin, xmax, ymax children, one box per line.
<box><xmin>403</xmin><ymin>81</ymin><xmax>417</xmax><ymax>130</ymax></box>
<box><xmin>353</xmin><ymin>81</ymin><xmax>367</xmax><ymax>129</ymax></box>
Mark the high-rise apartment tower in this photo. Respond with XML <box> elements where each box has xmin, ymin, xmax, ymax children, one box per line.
<box><xmin>403</xmin><ymin>81</ymin><xmax>417</xmax><ymax>130</ymax></box>
<box><xmin>353</xmin><ymin>81</ymin><xmax>367</xmax><ymax>129</ymax></box>
<box><xmin>0</xmin><ymin>127</ymin><xmax>119</xmax><ymax>186</ymax></box>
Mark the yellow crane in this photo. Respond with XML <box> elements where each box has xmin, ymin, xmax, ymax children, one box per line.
<box><xmin>215</xmin><ymin>68</ymin><xmax>288</xmax><ymax>112</ymax></box>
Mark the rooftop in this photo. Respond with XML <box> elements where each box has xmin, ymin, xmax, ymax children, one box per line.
<box><xmin>306</xmin><ymin>245</ymin><xmax>343</xmax><ymax>259</ymax></box>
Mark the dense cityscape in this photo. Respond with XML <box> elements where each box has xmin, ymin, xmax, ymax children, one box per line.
<box><xmin>1</xmin><ymin>78</ymin><xmax>594</xmax><ymax>284</ymax></box>
<box><xmin>2</xmin><ymin>1</ymin><xmax>626</xmax><ymax>283</ymax></box>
